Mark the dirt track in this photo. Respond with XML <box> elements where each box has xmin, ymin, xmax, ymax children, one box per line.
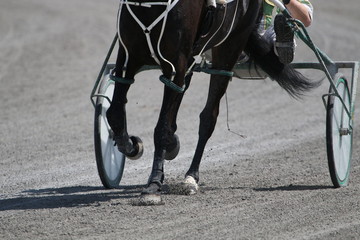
<box><xmin>1</xmin><ymin>0</ymin><xmax>360</xmax><ymax>239</ymax></box>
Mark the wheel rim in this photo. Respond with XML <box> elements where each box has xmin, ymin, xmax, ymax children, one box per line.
<box><xmin>97</xmin><ymin>81</ymin><xmax>125</xmax><ymax>185</ymax></box>
<box><xmin>331</xmin><ymin>79</ymin><xmax>352</xmax><ymax>183</ymax></box>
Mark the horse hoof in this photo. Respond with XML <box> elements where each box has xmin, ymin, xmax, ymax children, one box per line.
<box><xmin>127</xmin><ymin>136</ymin><xmax>144</xmax><ymax>160</ymax></box>
<box><xmin>133</xmin><ymin>194</ymin><xmax>164</xmax><ymax>206</ymax></box>
<box><xmin>182</xmin><ymin>176</ymin><xmax>199</xmax><ymax>195</ymax></box>
<box><xmin>165</xmin><ymin>134</ymin><xmax>180</xmax><ymax>160</ymax></box>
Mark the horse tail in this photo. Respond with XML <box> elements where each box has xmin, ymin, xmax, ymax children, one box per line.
<box><xmin>244</xmin><ymin>27</ymin><xmax>321</xmax><ymax>98</ymax></box>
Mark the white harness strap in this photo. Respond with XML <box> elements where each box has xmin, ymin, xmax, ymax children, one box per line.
<box><xmin>187</xmin><ymin>0</ymin><xmax>239</xmax><ymax>74</ymax></box>
<box><xmin>117</xmin><ymin>0</ymin><xmax>179</xmax><ymax>79</ymax></box>
<box><xmin>117</xmin><ymin>0</ymin><xmax>238</xmax><ymax>80</ymax></box>
<box><xmin>213</xmin><ymin>0</ymin><xmax>238</xmax><ymax>46</ymax></box>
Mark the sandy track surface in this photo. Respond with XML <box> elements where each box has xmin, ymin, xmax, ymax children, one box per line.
<box><xmin>1</xmin><ymin>0</ymin><xmax>360</xmax><ymax>239</ymax></box>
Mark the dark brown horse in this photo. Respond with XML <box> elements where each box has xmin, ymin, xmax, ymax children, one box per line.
<box><xmin>106</xmin><ymin>0</ymin><xmax>316</xmax><ymax>204</ymax></box>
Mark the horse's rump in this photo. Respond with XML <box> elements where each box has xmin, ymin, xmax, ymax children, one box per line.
<box><xmin>193</xmin><ymin>1</ymin><xmax>239</xmax><ymax>54</ymax></box>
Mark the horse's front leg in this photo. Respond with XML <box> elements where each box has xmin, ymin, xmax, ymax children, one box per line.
<box><xmin>140</xmin><ymin>72</ymin><xmax>191</xmax><ymax>204</ymax></box>
<box><xmin>141</xmin><ymin>89</ymin><xmax>183</xmax><ymax>192</ymax></box>
<box><xmin>107</xmin><ymin>81</ymin><xmax>143</xmax><ymax>160</ymax></box>
<box><xmin>163</xmin><ymin>72</ymin><xmax>193</xmax><ymax>160</ymax></box>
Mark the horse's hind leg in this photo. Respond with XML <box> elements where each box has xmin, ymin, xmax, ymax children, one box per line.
<box><xmin>184</xmin><ymin>75</ymin><xmax>230</xmax><ymax>192</ymax></box>
<box><xmin>185</xmin><ymin>46</ymin><xmax>243</xmax><ymax>192</ymax></box>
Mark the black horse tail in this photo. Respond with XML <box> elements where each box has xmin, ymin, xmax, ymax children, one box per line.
<box><xmin>244</xmin><ymin>27</ymin><xmax>321</xmax><ymax>98</ymax></box>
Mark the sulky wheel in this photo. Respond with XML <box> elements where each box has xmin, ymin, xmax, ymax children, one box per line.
<box><xmin>326</xmin><ymin>73</ymin><xmax>353</xmax><ymax>187</ymax></box>
<box><xmin>94</xmin><ymin>78</ymin><xmax>126</xmax><ymax>189</ymax></box>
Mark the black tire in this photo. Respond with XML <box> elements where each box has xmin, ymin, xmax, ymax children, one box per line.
<box><xmin>94</xmin><ymin>78</ymin><xmax>125</xmax><ymax>188</ymax></box>
<box><xmin>326</xmin><ymin>73</ymin><xmax>352</xmax><ymax>187</ymax></box>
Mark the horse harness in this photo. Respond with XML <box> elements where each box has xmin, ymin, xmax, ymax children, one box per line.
<box><xmin>112</xmin><ymin>0</ymin><xmax>237</xmax><ymax>93</ymax></box>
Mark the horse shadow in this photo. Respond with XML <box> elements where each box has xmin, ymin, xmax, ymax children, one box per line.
<box><xmin>0</xmin><ymin>185</ymin><xmax>145</xmax><ymax>211</ymax></box>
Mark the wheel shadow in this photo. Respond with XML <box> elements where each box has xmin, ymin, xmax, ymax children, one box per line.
<box><xmin>0</xmin><ymin>185</ymin><xmax>145</xmax><ymax>211</ymax></box>
<box><xmin>253</xmin><ymin>184</ymin><xmax>334</xmax><ymax>192</ymax></box>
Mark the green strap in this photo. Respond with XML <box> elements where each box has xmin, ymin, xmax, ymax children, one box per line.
<box><xmin>192</xmin><ymin>62</ymin><xmax>234</xmax><ymax>77</ymax></box>
<box><xmin>201</xmin><ymin>68</ymin><xmax>234</xmax><ymax>77</ymax></box>
<box><xmin>109</xmin><ymin>74</ymin><xmax>135</xmax><ymax>85</ymax></box>
<box><xmin>159</xmin><ymin>75</ymin><xmax>185</xmax><ymax>93</ymax></box>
